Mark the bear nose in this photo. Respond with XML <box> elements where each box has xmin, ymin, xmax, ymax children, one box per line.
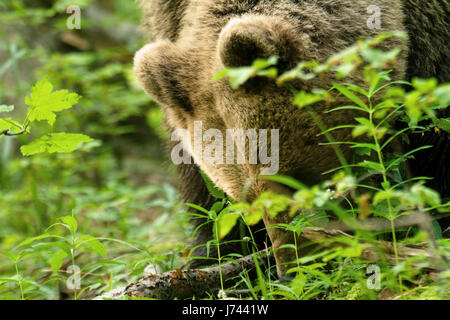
<box><xmin>217</xmin><ymin>15</ymin><xmax>303</xmax><ymax>70</ymax></box>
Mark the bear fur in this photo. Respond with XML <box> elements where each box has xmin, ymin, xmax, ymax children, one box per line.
<box><xmin>134</xmin><ymin>0</ymin><xmax>449</xmax><ymax>276</ymax></box>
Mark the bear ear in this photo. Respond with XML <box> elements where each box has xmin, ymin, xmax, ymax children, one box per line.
<box><xmin>134</xmin><ymin>42</ymin><xmax>167</xmax><ymax>102</ymax></box>
<box><xmin>217</xmin><ymin>16</ymin><xmax>303</xmax><ymax>71</ymax></box>
<box><xmin>134</xmin><ymin>41</ymin><xmax>193</xmax><ymax>120</ymax></box>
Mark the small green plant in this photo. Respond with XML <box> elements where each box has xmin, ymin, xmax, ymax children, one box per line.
<box><xmin>1</xmin><ymin>79</ymin><xmax>93</xmax><ymax>156</ymax></box>
<box><xmin>211</xmin><ymin>31</ymin><xmax>449</xmax><ymax>298</ymax></box>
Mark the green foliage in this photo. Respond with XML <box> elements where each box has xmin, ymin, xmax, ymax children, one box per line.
<box><xmin>1</xmin><ymin>79</ymin><xmax>93</xmax><ymax>156</ymax></box>
<box><xmin>25</xmin><ymin>79</ymin><xmax>80</xmax><ymax>126</ymax></box>
<box><xmin>207</xmin><ymin>31</ymin><xmax>449</xmax><ymax>300</ymax></box>
<box><xmin>1</xmin><ymin>3</ymin><xmax>448</xmax><ymax>300</ymax></box>
<box><xmin>20</xmin><ymin>133</ymin><xmax>93</xmax><ymax>156</ymax></box>
<box><xmin>213</xmin><ymin>56</ymin><xmax>279</xmax><ymax>89</ymax></box>
<box><xmin>0</xmin><ymin>1</ymin><xmax>187</xmax><ymax>300</ymax></box>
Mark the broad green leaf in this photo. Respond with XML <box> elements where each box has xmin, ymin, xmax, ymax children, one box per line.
<box><xmin>0</xmin><ymin>118</ymin><xmax>22</xmax><ymax>134</ymax></box>
<box><xmin>342</xmin><ymin>84</ymin><xmax>369</xmax><ymax>97</ymax></box>
<box><xmin>61</xmin><ymin>216</ymin><xmax>78</xmax><ymax>235</ymax></box>
<box><xmin>360</xmin><ymin>47</ymin><xmax>401</xmax><ymax>69</ymax></box>
<box><xmin>229</xmin><ymin>202</ymin><xmax>262</xmax><ymax>226</ymax></box>
<box><xmin>25</xmin><ymin>79</ymin><xmax>80</xmax><ymax>125</ymax></box>
<box><xmin>412</xmin><ymin>78</ymin><xmax>437</xmax><ymax>94</ymax></box>
<box><xmin>253</xmin><ymin>191</ymin><xmax>291</xmax><ymax>219</ymax></box>
<box><xmin>243</xmin><ymin>208</ymin><xmax>264</xmax><ymax>226</ymax></box>
<box><xmin>215</xmin><ymin>212</ymin><xmax>240</xmax><ymax>239</ymax></box>
<box><xmin>410</xmin><ymin>183</ymin><xmax>441</xmax><ymax>207</ymax></box>
<box><xmin>0</xmin><ymin>118</ymin><xmax>13</xmax><ymax>132</ymax></box>
<box><xmin>49</xmin><ymin>250</ymin><xmax>68</xmax><ymax>274</ymax></box>
<box><xmin>433</xmin><ymin>84</ymin><xmax>450</xmax><ymax>107</ymax></box>
<box><xmin>352</xmin><ymin>117</ymin><xmax>373</xmax><ymax>137</ymax></box>
<box><xmin>21</xmin><ymin>133</ymin><xmax>93</xmax><ymax>156</ymax></box>
<box><xmin>294</xmin><ymin>91</ymin><xmax>325</xmax><ymax>109</ymax></box>
<box><xmin>210</xmin><ymin>201</ymin><xmax>225</xmax><ymax>214</ymax></box>
<box><xmin>78</xmin><ymin>235</ymin><xmax>107</xmax><ymax>259</ymax></box>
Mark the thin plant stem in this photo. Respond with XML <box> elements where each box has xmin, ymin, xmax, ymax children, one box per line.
<box><xmin>15</xmin><ymin>262</ymin><xmax>24</xmax><ymax>300</ymax></box>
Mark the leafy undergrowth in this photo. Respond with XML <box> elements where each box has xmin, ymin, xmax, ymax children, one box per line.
<box><xmin>0</xmin><ymin>2</ymin><xmax>449</xmax><ymax>300</ymax></box>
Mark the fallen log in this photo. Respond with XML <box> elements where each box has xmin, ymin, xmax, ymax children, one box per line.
<box><xmin>97</xmin><ymin>248</ymin><xmax>272</xmax><ymax>300</ymax></box>
<box><xmin>96</xmin><ymin>226</ymin><xmax>447</xmax><ymax>300</ymax></box>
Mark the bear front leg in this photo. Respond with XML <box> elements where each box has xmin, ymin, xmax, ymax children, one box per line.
<box><xmin>262</xmin><ymin>210</ymin><xmax>300</xmax><ymax>279</ymax></box>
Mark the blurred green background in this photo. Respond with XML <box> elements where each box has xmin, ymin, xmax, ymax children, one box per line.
<box><xmin>0</xmin><ymin>0</ymin><xmax>189</xmax><ymax>299</ymax></box>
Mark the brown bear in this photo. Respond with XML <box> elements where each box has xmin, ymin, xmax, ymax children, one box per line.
<box><xmin>134</xmin><ymin>0</ymin><xmax>449</xmax><ymax>277</ymax></box>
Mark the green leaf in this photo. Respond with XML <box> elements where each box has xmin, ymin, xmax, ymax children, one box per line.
<box><xmin>215</xmin><ymin>211</ymin><xmax>240</xmax><ymax>239</ymax></box>
<box><xmin>61</xmin><ymin>216</ymin><xmax>78</xmax><ymax>235</ymax></box>
<box><xmin>436</xmin><ymin>118</ymin><xmax>450</xmax><ymax>134</ymax></box>
<box><xmin>200</xmin><ymin>171</ymin><xmax>226</xmax><ymax>199</ymax></box>
<box><xmin>333</xmin><ymin>84</ymin><xmax>368</xmax><ymax>110</ymax></box>
<box><xmin>0</xmin><ymin>105</ymin><xmax>14</xmax><ymax>113</ymax></box>
<box><xmin>229</xmin><ymin>202</ymin><xmax>263</xmax><ymax>226</ymax></box>
<box><xmin>357</xmin><ymin>161</ymin><xmax>384</xmax><ymax>172</ymax></box>
<box><xmin>34</xmin><ymin>241</ymin><xmax>72</xmax><ymax>256</ymax></box>
<box><xmin>253</xmin><ymin>191</ymin><xmax>291</xmax><ymax>219</ymax></box>
<box><xmin>352</xmin><ymin>117</ymin><xmax>373</xmax><ymax>138</ymax></box>
<box><xmin>294</xmin><ymin>90</ymin><xmax>326</xmax><ymax>109</ymax></box>
<box><xmin>25</xmin><ymin>79</ymin><xmax>81</xmax><ymax>125</ymax></box>
<box><xmin>0</xmin><ymin>118</ymin><xmax>23</xmax><ymax>135</ymax></box>
<box><xmin>261</xmin><ymin>175</ymin><xmax>307</xmax><ymax>191</ymax></box>
<box><xmin>78</xmin><ymin>235</ymin><xmax>107</xmax><ymax>259</ymax></box>
<box><xmin>433</xmin><ymin>84</ymin><xmax>450</xmax><ymax>107</ymax></box>
<box><xmin>412</xmin><ymin>78</ymin><xmax>438</xmax><ymax>94</ymax></box>
<box><xmin>410</xmin><ymin>183</ymin><xmax>441</xmax><ymax>207</ymax></box>
<box><xmin>49</xmin><ymin>250</ymin><xmax>68</xmax><ymax>274</ymax></box>
<box><xmin>343</xmin><ymin>83</ymin><xmax>369</xmax><ymax>97</ymax></box>
<box><xmin>212</xmin><ymin>56</ymin><xmax>278</xmax><ymax>89</ymax></box>
<box><xmin>228</xmin><ymin>67</ymin><xmax>255</xmax><ymax>89</ymax></box>
<box><xmin>211</xmin><ymin>68</ymin><xmax>231</xmax><ymax>82</ymax></box>
<box><xmin>14</xmin><ymin>234</ymin><xmax>54</xmax><ymax>250</ymax></box>
<box><xmin>0</xmin><ymin>118</ymin><xmax>13</xmax><ymax>132</ymax></box>
<box><xmin>184</xmin><ymin>203</ymin><xmax>210</xmax><ymax>215</ymax></box>
<box><xmin>360</xmin><ymin>47</ymin><xmax>401</xmax><ymax>69</ymax></box>
<box><xmin>431</xmin><ymin>220</ymin><xmax>443</xmax><ymax>239</ymax></box>
<box><xmin>21</xmin><ymin>133</ymin><xmax>93</xmax><ymax>156</ymax></box>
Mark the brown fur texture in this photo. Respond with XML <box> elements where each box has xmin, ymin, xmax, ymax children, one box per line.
<box><xmin>135</xmin><ymin>0</ymin><xmax>449</xmax><ymax>276</ymax></box>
